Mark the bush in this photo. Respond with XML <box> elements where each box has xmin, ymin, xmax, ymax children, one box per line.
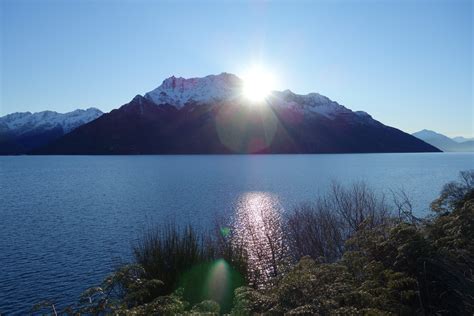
<box><xmin>431</xmin><ymin>169</ymin><xmax>474</xmax><ymax>213</ymax></box>
<box><xmin>231</xmin><ymin>256</ymin><xmax>415</xmax><ymax>315</ymax></box>
<box><xmin>133</xmin><ymin>224</ymin><xmax>214</xmax><ymax>296</ymax></box>
<box><xmin>124</xmin><ymin>289</ymin><xmax>189</xmax><ymax>315</ymax></box>
<box><xmin>285</xmin><ymin>182</ymin><xmax>391</xmax><ymax>263</ymax></box>
<box><xmin>132</xmin><ymin>224</ymin><xmax>247</xmax><ymax>313</ymax></box>
<box><xmin>191</xmin><ymin>300</ymin><xmax>220</xmax><ymax>314</ymax></box>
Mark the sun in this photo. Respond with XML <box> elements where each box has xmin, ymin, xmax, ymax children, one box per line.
<box><xmin>242</xmin><ymin>66</ymin><xmax>276</xmax><ymax>102</ymax></box>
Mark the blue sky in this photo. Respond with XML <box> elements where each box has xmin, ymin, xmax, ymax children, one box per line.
<box><xmin>1</xmin><ymin>0</ymin><xmax>472</xmax><ymax>137</ymax></box>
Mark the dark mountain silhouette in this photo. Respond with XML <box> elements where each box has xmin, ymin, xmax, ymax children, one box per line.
<box><xmin>32</xmin><ymin>73</ymin><xmax>439</xmax><ymax>154</ymax></box>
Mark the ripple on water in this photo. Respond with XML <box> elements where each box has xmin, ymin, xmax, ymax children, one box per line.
<box><xmin>232</xmin><ymin>192</ymin><xmax>289</xmax><ymax>286</ymax></box>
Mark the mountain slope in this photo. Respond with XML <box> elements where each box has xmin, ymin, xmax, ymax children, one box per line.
<box><xmin>0</xmin><ymin>108</ymin><xmax>103</xmax><ymax>154</ymax></box>
<box><xmin>412</xmin><ymin>129</ymin><xmax>474</xmax><ymax>152</ymax></box>
<box><xmin>33</xmin><ymin>73</ymin><xmax>439</xmax><ymax>154</ymax></box>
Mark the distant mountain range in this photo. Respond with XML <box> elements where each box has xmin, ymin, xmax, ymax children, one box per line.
<box><xmin>452</xmin><ymin>136</ymin><xmax>474</xmax><ymax>143</ymax></box>
<box><xmin>2</xmin><ymin>73</ymin><xmax>440</xmax><ymax>154</ymax></box>
<box><xmin>0</xmin><ymin>108</ymin><xmax>103</xmax><ymax>154</ymax></box>
<box><xmin>412</xmin><ymin>129</ymin><xmax>474</xmax><ymax>152</ymax></box>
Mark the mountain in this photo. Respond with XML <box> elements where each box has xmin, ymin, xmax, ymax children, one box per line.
<box><xmin>0</xmin><ymin>108</ymin><xmax>103</xmax><ymax>154</ymax></box>
<box><xmin>412</xmin><ymin>129</ymin><xmax>474</xmax><ymax>152</ymax></box>
<box><xmin>33</xmin><ymin>73</ymin><xmax>439</xmax><ymax>155</ymax></box>
<box><xmin>452</xmin><ymin>136</ymin><xmax>474</xmax><ymax>143</ymax></box>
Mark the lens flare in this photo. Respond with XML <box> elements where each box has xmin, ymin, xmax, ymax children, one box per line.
<box><xmin>220</xmin><ymin>226</ymin><xmax>231</xmax><ymax>237</ymax></box>
<box><xmin>178</xmin><ymin>259</ymin><xmax>244</xmax><ymax>313</ymax></box>
<box><xmin>215</xmin><ymin>103</ymin><xmax>278</xmax><ymax>153</ymax></box>
<box><xmin>205</xmin><ymin>259</ymin><xmax>229</xmax><ymax>303</ymax></box>
<box><xmin>241</xmin><ymin>66</ymin><xmax>276</xmax><ymax>103</ymax></box>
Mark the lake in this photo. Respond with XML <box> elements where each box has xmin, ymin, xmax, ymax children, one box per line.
<box><xmin>0</xmin><ymin>153</ymin><xmax>473</xmax><ymax>314</ymax></box>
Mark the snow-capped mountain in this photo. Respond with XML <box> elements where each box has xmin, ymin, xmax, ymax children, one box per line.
<box><xmin>145</xmin><ymin>73</ymin><xmax>365</xmax><ymax>119</ymax></box>
<box><xmin>32</xmin><ymin>73</ymin><xmax>439</xmax><ymax>155</ymax></box>
<box><xmin>1</xmin><ymin>108</ymin><xmax>103</xmax><ymax>135</ymax></box>
<box><xmin>0</xmin><ymin>108</ymin><xmax>103</xmax><ymax>154</ymax></box>
<box><xmin>412</xmin><ymin>129</ymin><xmax>473</xmax><ymax>152</ymax></box>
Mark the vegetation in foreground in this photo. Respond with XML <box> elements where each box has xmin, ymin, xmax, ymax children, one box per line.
<box><xmin>33</xmin><ymin>171</ymin><xmax>474</xmax><ymax>315</ymax></box>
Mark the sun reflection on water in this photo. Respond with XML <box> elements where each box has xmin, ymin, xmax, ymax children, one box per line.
<box><xmin>232</xmin><ymin>192</ymin><xmax>288</xmax><ymax>286</ymax></box>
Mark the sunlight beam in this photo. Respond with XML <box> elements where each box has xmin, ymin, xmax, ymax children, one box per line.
<box><xmin>241</xmin><ymin>66</ymin><xmax>276</xmax><ymax>103</ymax></box>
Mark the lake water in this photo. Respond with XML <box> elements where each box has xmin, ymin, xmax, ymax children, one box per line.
<box><xmin>0</xmin><ymin>153</ymin><xmax>473</xmax><ymax>314</ymax></box>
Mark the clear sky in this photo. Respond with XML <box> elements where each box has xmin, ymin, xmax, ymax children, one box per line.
<box><xmin>1</xmin><ymin>0</ymin><xmax>472</xmax><ymax>137</ymax></box>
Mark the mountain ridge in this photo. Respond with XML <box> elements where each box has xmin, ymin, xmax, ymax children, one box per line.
<box><xmin>0</xmin><ymin>108</ymin><xmax>103</xmax><ymax>154</ymax></box>
<box><xmin>30</xmin><ymin>73</ymin><xmax>439</xmax><ymax>155</ymax></box>
<box><xmin>452</xmin><ymin>136</ymin><xmax>474</xmax><ymax>143</ymax></box>
<box><xmin>412</xmin><ymin>129</ymin><xmax>474</xmax><ymax>152</ymax></box>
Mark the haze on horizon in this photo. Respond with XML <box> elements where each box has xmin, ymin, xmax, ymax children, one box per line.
<box><xmin>1</xmin><ymin>0</ymin><xmax>472</xmax><ymax>137</ymax></box>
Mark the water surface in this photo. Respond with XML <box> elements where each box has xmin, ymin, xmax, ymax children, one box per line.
<box><xmin>0</xmin><ymin>153</ymin><xmax>472</xmax><ymax>314</ymax></box>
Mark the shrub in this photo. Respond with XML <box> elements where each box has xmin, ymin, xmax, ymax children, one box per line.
<box><xmin>285</xmin><ymin>182</ymin><xmax>391</xmax><ymax>263</ymax></box>
<box><xmin>431</xmin><ymin>169</ymin><xmax>474</xmax><ymax>213</ymax></box>
<box><xmin>133</xmin><ymin>224</ymin><xmax>214</xmax><ymax>296</ymax></box>
<box><xmin>132</xmin><ymin>224</ymin><xmax>247</xmax><ymax>313</ymax></box>
<box><xmin>191</xmin><ymin>300</ymin><xmax>220</xmax><ymax>314</ymax></box>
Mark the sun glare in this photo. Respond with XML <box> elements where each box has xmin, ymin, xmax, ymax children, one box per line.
<box><xmin>242</xmin><ymin>66</ymin><xmax>275</xmax><ymax>103</ymax></box>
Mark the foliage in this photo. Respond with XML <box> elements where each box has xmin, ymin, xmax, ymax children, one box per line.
<box><xmin>285</xmin><ymin>182</ymin><xmax>391</xmax><ymax>263</ymax></box>
<box><xmin>190</xmin><ymin>300</ymin><xmax>221</xmax><ymax>314</ymax></box>
<box><xmin>118</xmin><ymin>288</ymin><xmax>189</xmax><ymax>315</ymax></box>
<box><xmin>231</xmin><ymin>255</ymin><xmax>416</xmax><ymax>315</ymax></box>
<box><xmin>431</xmin><ymin>169</ymin><xmax>474</xmax><ymax>213</ymax></box>
<box><xmin>133</xmin><ymin>224</ymin><xmax>214</xmax><ymax>297</ymax></box>
<box><xmin>74</xmin><ymin>264</ymin><xmax>164</xmax><ymax>313</ymax></box>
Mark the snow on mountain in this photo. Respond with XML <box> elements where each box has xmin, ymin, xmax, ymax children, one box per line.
<box><xmin>0</xmin><ymin>108</ymin><xmax>103</xmax><ymax>135</ymax></box>
<box><xmin>144</xmin><ymin>73</ymin><xmax>242</xmax><ymax>108</ymax></box>
<box><xmin>269</xmin><ymin>89</ymin><xmax>352</xmax><ymax>118</ymax></box>
<box><xmin>145</xmin><ymin>73</ymin><xmax>361</xmax><ymax>119</ymax></box>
